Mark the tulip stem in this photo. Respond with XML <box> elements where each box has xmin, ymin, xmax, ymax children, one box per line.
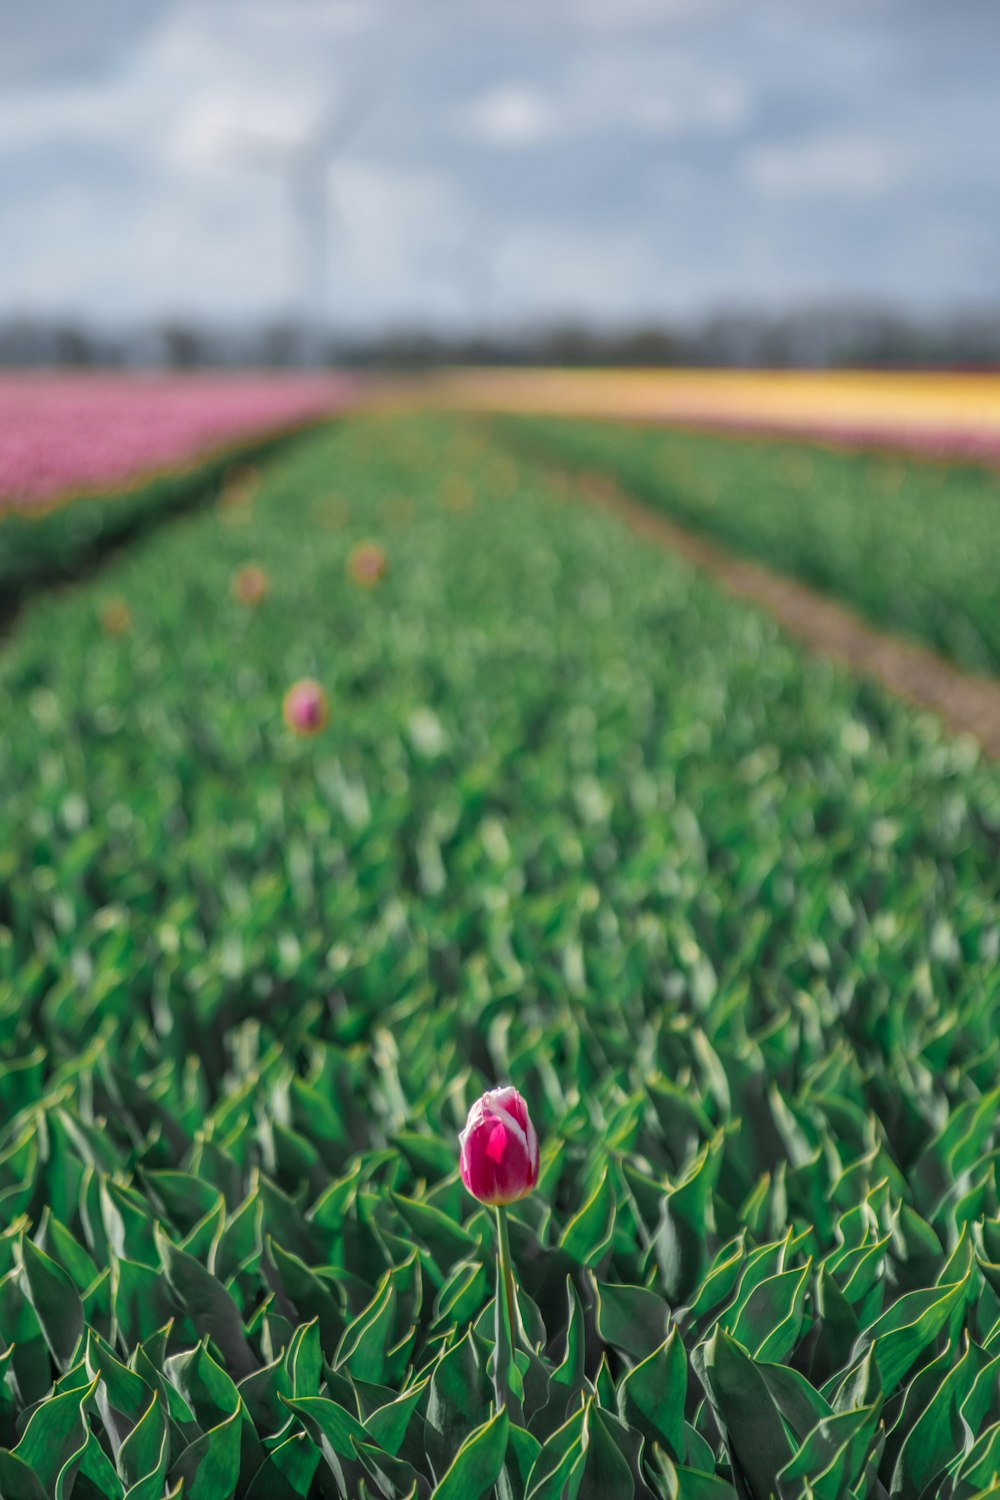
<box><xmin>493</xmin><ymin>1204</ymin><xmax>524</xmax><ymax>1422</ymax></box>
<box><xmin>495</xmin><ymin>1204</ymin><xmax>517</xmax><ymax>1348</ymax></box>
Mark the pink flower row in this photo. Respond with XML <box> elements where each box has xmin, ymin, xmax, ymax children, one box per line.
<box><xmin>0</xmin><ymin>372</ymin><xmax>358</xmax><ymax>508</ymax></box>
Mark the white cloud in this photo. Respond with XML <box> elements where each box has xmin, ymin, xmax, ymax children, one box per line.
<box><xmin>468</xmin><ymin>87</ymin><xmax>558</xmax><ymax>147</ymax></box>
<box><xmin>745</xmin><ymin>133</ymin><xmax>900</xmax><ymax>196</ymax></box>
<box><xmin>0</xmin><ymin>7</ymin><xmax>348</xmax><ymax>169</ymax></box>
<box><xmin>168</xmin><ymin>94</ymin><xmax>327</xmax><ymax>173</ymax></box>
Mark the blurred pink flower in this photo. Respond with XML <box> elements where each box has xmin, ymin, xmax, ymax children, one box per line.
<box><xmin>282</xmin><ymin>679</ymin><xmax>328</xmax><ymax>736</ymax></box>
<box><xmin>348</xmin><ymin>541</ymin><xmax>387</xmax><ymax>587</ymax></box>
<box><xmin>232</xmin><ymin>563</ymin><xmax>269</xmax><ymax>605</ymax></box>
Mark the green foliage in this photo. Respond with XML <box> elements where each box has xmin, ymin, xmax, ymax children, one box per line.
<box><xmin>0</xmin><ymin>426</ymin><xmax>315</xmax><ymax>618</ymax></box>
<box><xmin>2</xmin><ymin>413</ymin><xmax>1000</xmax><ymax>1496</ymax></box>
<box><xmin>498</xmin><ymin>413</ymin><xmax>1000</xmax><ymax>673</ymax></box>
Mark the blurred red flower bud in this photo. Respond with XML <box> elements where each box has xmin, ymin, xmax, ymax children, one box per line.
<box><xmin>232</xmin><ymin>563</ymin><xmax>268</xmax><ymax>605</ymax></box>
<box><xmin>100</xmin><ymin>599</ymin><xmax>131</xmax><ymax>636</ymax></box>
<box><xmin>282</xmin><ymin>679</ymin><xmax>328</xmax><ymax>736</ymax></box>
<box><xmin>348</xmin><ymin>541</ymin><xmax>387</xmax><ymax>587</ymax></box>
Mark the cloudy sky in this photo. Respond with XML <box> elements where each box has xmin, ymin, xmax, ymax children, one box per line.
<box><xmin>1</xmin><ymin>0</ymin><xmax>997</xmax><ymax>332</ymax></box>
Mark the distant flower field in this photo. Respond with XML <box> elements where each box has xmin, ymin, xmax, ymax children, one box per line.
<box><xmin>0</xmin><ymin>372</ymin><xmax>355</xmax><ymax>507</ymax></box>
<box><xmin>396</xmin><ymin>367</ymin><xmax>1000</xmax><ymax>463</ymax></box>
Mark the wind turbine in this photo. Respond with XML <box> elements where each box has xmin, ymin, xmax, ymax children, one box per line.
<box><xmin>228</xmin><ymin>92</ymin><xmax>369</xmax><ymax>358</ymax></box>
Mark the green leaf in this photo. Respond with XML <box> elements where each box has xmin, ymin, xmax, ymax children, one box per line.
<box><xmin>954</xmin><ymin>1420</ymin><xmax>1000</xmax><ymax>1494</ymax></box>
<box><xmin>109</xmin><ymin>1257</ymin><xmax>175</xmax><ymax>1349</ymax></box>
<box><xmin>243</xmin><ymin>1432</ymin><xmax>320</xmax><ymax>1500</ymax></box>
<box><xmin>505</xmin><ymin>1423</ymin><xmax>542</xmax><ymax>1500</ymax></box>
<box><xmin>257</xmin><ymin>1175</ymin><xmax>322</xmax><ymax>1265</ymax></box>
<box><xmin>854</xmin><ymin>1276</ymin><xmax>969</xmax><ymax>1393</ymax></box>
<box><xmin>354</xmin><ymin>1438</ymin><xmax>425</xmax><ymax>1498</ymax></box>
<box><xmin>18</xmin><ymin>1236</ymin><xmax>84</xmax><ymax>1370</ymax></box>
<box><xmin>155</xmin><ymin>1224</ymin><xmax>256</xmax><ymax>1380</ymax></box>
<box><xmin>237</xmin><ymin>1354</ymin><xmax>292</xmax><ymax>1439</ymax></box>
<box><xmin>85</xmin><ymin>1330</ymin><xmax>156</xmax><ymax>1457</ymax></box>
<box><xmin>118</xmin><ymin>1400</ymin><xmax>169</xmax><ymax>1500</ymax></box>
<box><xmin>167</xmin><ymin>1406</ymin><xmax>242</xmax><ymax>1500</ymax></box>
<box><xmin>333</xmin><ymin>1272</ymin><xmax>396</xmax><ymax>1384</ymax></box>
<box><xmin>394</xmin><ymin>1131</ymin><xmax>456</xmax><ymax>1181</ymax></box>
<box><xmin>729</xmin><ymin>1260</ymin><xmax>811</xmax><ymax>1366</ymax></box>
<box><xmin>525</xmin><ymin>1400</ymin><xmax>634</xmax><ymax>1500</ymax></box>
<box><xmin>430</xmin><ymin>1406</ymin><xmax>509</xmax><ymax>1500</ymax></box>
<box><xmin>524</xmin><ymin>1406</ymin><xmax>586</xmax><ymax>1500</ymax></box>
<box><xmin>282</xmin><ymin>1394</ymin><xmax>368</xmax><ymax>1456</ymax></box>
<box><xmin>391</xmin><ymin>1192</ymin><xmax>478</xmax><ymax>1274</ymax></box>
<box><xmin>653</xmin><ymin>1135</ymin><xmax>722</xmax><ymax>1303</ymax></box>
<box><xmin>78</xmin><ymin>1430</ymin><xmax>126</xmax><ymax>1500</ymax></box>
<box><xmin>266</xmin><ymin>1238</ymin><xmax>344</xmax><ymax>1352</ymax></box>
<box><xmin>36</xmin><ymin>1212</ymin><xmax>99</xmax><ymax>1295</ymax></box>
<box><xmin>890</xmin><ymin>1338</ymin><xmax>987</xmax><ymax>1498</ymax></box>
<box><xmin>426</xmin><ymin>1332</ymin><xmax>491</xmax><ymax>1480</ymax></box>
<box><xmin>281</xmin><ymin>1394</ymin><xmax>368</xmax><ymax>1497</ymax></box>
<box><xmin>592</xmin><ymin>1276</ymin><xmax>671</xmax><ymax>1363</ymax></box>
<box><xmin>164</xmin><ymin>1340</ymin><xmax>240</xmax><ymax>1433</ymax></box>
<box><xmin>0</xmin><ymin>1451</ymin><xmax>48</xmax><ymax>1500</ymax></box>
<box><xmin>364</xmin><ymin>1379</ymin><xmax>428</xmax><ymax>1457</ymax></box>
<box><xmin>616</xmin><ymin>1327</ymin><xmax>686</xmax><ymax>1461</ymax></box>
<box><xmin>758</xmin><ymin>1360</ymin><xmax>834</xmax><ymax>1443</ymax></box>
<box><xmin>670</xmin><ymin>1467</ymin><xmax>737</xmax><ymax>1498</ymax></box>
<box><xmin>559</xmin><ymin>1168</ymin><xmax>615</xmax><ymax>1267</ymax></box>
<box><xmin>700</xmin><ymin>1328</ymin><xmax>794</xmax><ymax>1499</ymax></box>
<box><xmin>775</xmin><ymin>1404</ymin><xmax>879</xmax><ymax>1500</ymax></box>
<box><xmin>0</xmin><ymin>1376</ymin><xmax>98</xmax><ymax>1500</ymax></box>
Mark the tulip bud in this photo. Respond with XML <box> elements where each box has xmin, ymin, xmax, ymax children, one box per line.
<box><xmin>348</xmin><ymin>541</ymin><xmax>387</xmax><ymax>587</ymax></box>
<box><xmin>232</xmin><ymin>563</ymin><xmax>268</xmax><ymax>606</ymax></box>
<box><xmin>282</xmin><ymin>679</ymin><xmax>328</xmax><ymax>736</ymax></box>
<box><xmin>100</xmin><ymin>599</ymin><xmax>131</xmax><ymax>636</ymax></box>
<box><xmin>459</xmin><ymin>1087</ymin><xmax>539</xmax><ymax>1206</ymax></box>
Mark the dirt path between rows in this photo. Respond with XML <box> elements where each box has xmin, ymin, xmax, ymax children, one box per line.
<box><xmin>567</xmin><ymin>468</ymin><xmax>1000</xmax><ymax>760</ymax></box>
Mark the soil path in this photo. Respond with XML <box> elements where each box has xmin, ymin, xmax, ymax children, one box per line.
<box><xmin>565</xmin><ymin>467</ymin><xmax>1000</xmax><ymax>759</ymax></box>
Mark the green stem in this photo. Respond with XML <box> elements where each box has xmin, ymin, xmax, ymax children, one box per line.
<box><xmin>493</xmin><ymin>1204</ymin><xmax>524</xmax><ymax>1423</ymax></box>
<box><xmin>495</xmin><ymin>1204</ymin><xmax>517</xmax><ymax>1348</ymax></box>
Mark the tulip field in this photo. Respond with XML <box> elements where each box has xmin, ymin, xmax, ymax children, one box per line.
<box><xmin>0</xmin><ymin>375</ymin><xmax>354</xmax><ymax>509</ymax></box>
<box><xmin>498</xmin><ymin>414</ymin><xmax>1000</xmax><ymax>676</ymax></box>
<box><xmin>4</xmin><ymin>405</ymin><xmax>1000</xmax><ymax>1499</ymax></box>
<box><xmin>410</xmin><ymin>368</ymin><xmax>1000</xmax><ymax>466</ymax></box>
<box><xmin>0</xmin><ymin>376</ymin><xmax>356</xmax><ymax>616</ymax></box>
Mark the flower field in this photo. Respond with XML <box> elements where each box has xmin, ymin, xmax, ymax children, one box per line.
<box><xmin>0</xmin><ymin>374</ymin><xmax>354</xmax><ymax>510</ymax></box>
<box><xmin>498</xmin><ymin>414</ymin><xmax>1000</xmax><ymax>676</ymax></box>
<box><xmin>397</xmin><ymin>368</ymin><xmax>1000</xmax><ymax>466</ymax></box>
<box><xmin>4</xmin><ymin>409</ymin><xmax>1000</xmax><ymax>1498</ymax></box>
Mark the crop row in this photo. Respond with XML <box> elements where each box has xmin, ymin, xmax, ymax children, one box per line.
<box><xmin>0</xmin><ymin>428</ymin><xmax>325</xmax><ymax>624</ymax></box>
<box><xmin>3</xmin><ymin>415</ymin><xmax>1000</xmax><ymax>1496</ymax></box>
<box><xmin>498</xmin><ymin>415</ymin><xmax>1000</xmax><ymax>677</ymax></box>
<box><xmin>0</xmin><ymin>375</ymin><xmax>352</xmax><ymax>509</ymax></box>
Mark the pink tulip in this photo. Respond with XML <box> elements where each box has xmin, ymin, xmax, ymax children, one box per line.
<box><xmin>348</xmin><ymin>541</ymin><xmax>387</xmax><ymax>587</ymax></box>
<box><xmin>282</xmin><ymin>679</ymin><xmax>328</xmax><ymax>736</ymax></box>
<box><xmin>232</xmin><ymin>563</ymin><xmax>268</xmax><ymax>605</ymax></box>
<box><xmin>459</xmin><ymin>1087</ymin><xmax>539</xmax><ymax>1206</ymax></box>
